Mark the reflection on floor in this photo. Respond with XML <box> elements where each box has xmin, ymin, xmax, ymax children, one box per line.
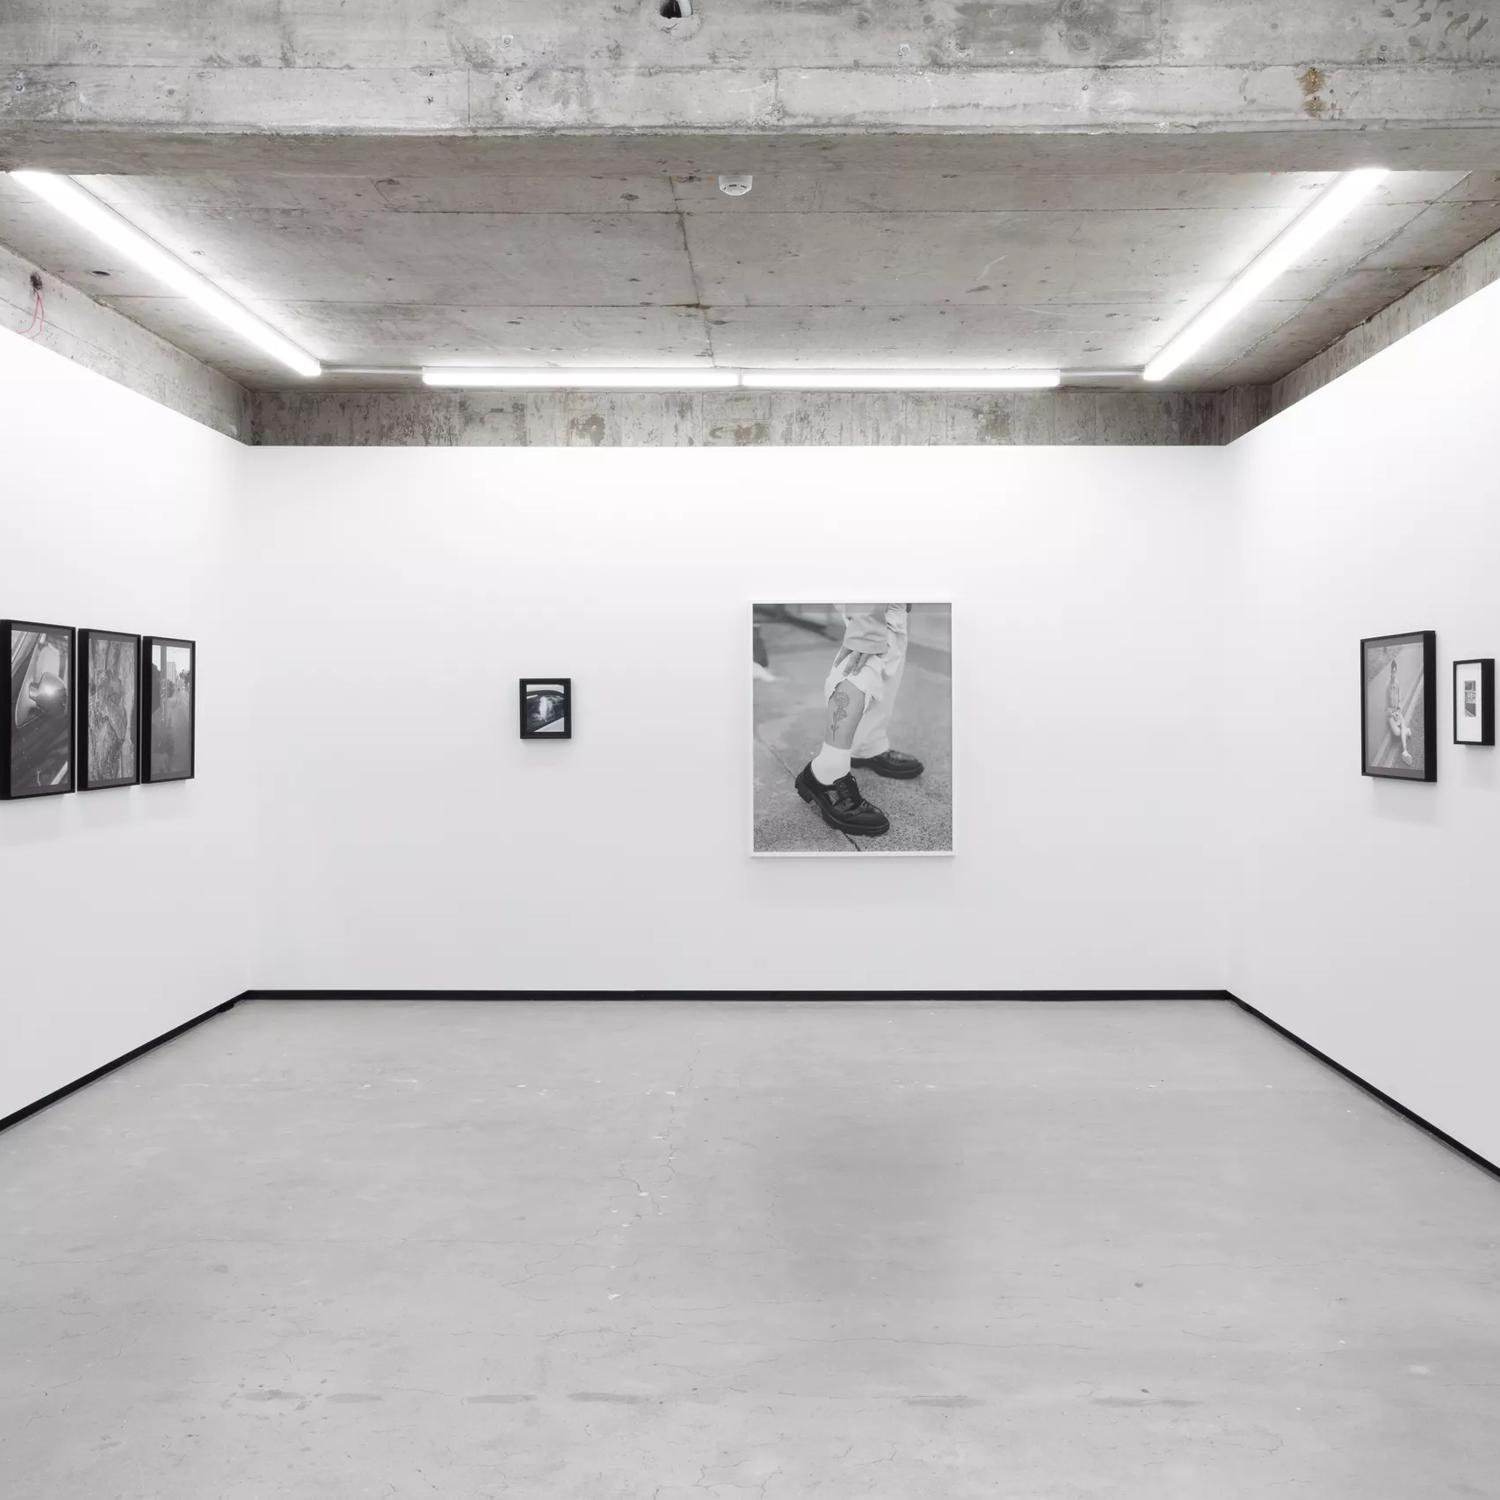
<box><xmin>3</xmin><ymin>999</ymin><xmax>1498</xmax><ymax>1499</ymax></box>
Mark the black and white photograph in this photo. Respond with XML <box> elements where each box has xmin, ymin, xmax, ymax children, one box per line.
<box><xmin>1453</xmin><ymin>658</ymin><xmax>1495</xmax><ymax>746</ymax></box>
<box><xmin>1361</xmin><ymin>630</ymin><xmax>1436</xmax><ymax>781</ymax></box>
<box><xmin>753</xmin><ymin>603</ymin><xmax>952</xmax><ymax>855</ymax></box>
<box><xmin>143</xmin><ymin>636</ymin><xmax>195</xmax><ymax>782</ymax></box>
<box><xmin>79</xmin><ymin>629</ymin><xmax>140</xmax><ymax>790</ymax></box>
<box><xmin>3</xmin><ymin>620</ymin><xmax>74</xmax><ymax>800</ymax></box>
<box><xmin>520</xmin><ymin>678</ymin><xmax>571</xmax><ymax>739</ymax></box>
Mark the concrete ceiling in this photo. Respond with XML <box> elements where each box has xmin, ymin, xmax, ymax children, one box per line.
<box><xmin>2</xmin><ymin>163</ymin><xmax>1499</xmax><ymax>393</ymax></box>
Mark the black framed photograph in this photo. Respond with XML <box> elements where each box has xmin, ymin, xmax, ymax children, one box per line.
<box><xmin>1361</xmin><ymin>630</ymin><xmax>1436</xmax><ymax>781</ymax></box>
<box><xmin>142</xmin><ymin>636</ymin><xmax>195</xmax><ymax>782</ymax></box>
<box><xmin>3</xmin><ymin>620</ymin><xmax>75</xmax><ymax>799</ymax></box>
<box><xmin>1453</xmin><ymin>658</ymin><xmax>1495</xmax><ymax>747</ymax></box>
<box><xmin>520</xmin><ymin>678</ymin><xmax>571</xmax><ymax>739</ymax></box>
<box><xmin>78</xmin><ymin>629</ymin><xmax>140</xmax><ymax>790</ymax></box>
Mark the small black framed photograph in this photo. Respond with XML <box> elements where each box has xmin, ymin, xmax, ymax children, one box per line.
<box><xmin>3</xmin><ymin>620</ymin><xmax>75</xmax><ymax>799</ymax></box>
<box><xmin>1453</xmin><ymin>658</ymin><xmax>1495</xmax><ymax>747</ymax></box>
<box><xmin>142</xmin><ymin>636</ymin><xmax>195</xmax><ymax>782</ymax></box>
<box><xmin>78</xmin><ymin>629</ymin><xmax>141</xmax><ymax>790</ymax></box>
<box><xmin>520</xmin><ymin>678</ymin><xmax>571</xmax><ymax>739</ymax></box>
<box><xmin>1361</xmin><ymin>630</ymin><xmax>1436</xmax><ymax>781</ymax></box>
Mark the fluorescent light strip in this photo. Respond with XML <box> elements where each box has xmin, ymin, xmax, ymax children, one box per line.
<box><xmin>11</xmin><ymin>171</ymin><xmax>322</xmax><ymax>379</ymax></box>
<box><xmin>421</xmin><ymin>367</ymin><xmax>740</xmax><ymax>389</ymax></box>
<box><xmin>422</xmin><ymin>366</ymin><xmax>1061</xmax><ymax>391</ymax></box>
<box><xmin>742</xmin><ymin>368</ymin><xmax>1060</xmax><ymax>391</ymax></box>
<box><xmin>1144</xmin><ymin>167</ymin><xmax>1388</xmax><ymax>383</ymax></box>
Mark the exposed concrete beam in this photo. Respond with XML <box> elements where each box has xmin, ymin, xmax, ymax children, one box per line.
<box><xmin>4</xmin><ymin>1</ymin><xmax>1500</xmax><ymax>165</ymax></box>
<box><xmin>1269</xmin><ymin>220</ymin><xmax>1500</xmax><ymax>416</ymax></box>
<box><xmin>247</xmin><ymin>386</ymin><xmax>1268</xmax><ymax>448</ymax></box>
<box><xmin>6</xmin><ymin>130</ymin><xmax>1500</xmax><ymax>179</ymax></box>
<box><xmin>2</xmin><ymin>63</ymin><xmax>1497</xmax><ymax>138</ymax></box>
<box><xmin>0</xmin><ymin>242</ymin><xmax>249</xmax><ymax>438</ymax></box>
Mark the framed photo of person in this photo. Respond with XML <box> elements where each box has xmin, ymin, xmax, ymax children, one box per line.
<box><xmin>78</xmin><ymin>629</ymin><xmax>141</xmax><ymax>790</ymax></box>
<box><xmin>1453</xmin><ymin>658</ymin><xmax>1495</xmax><ymax>747</ymax></box>
<box><xmin>520</xmin><ymin>678</ymin><xmax>571</xmax><ymax>739</ymax></box>
<box><xmin>1361</xmin><ymin>630</ymin><xmax>1436</xmax><ymax>782</ymax></box>
<box><xmin>142</xmin><ymin>636</ymin><xmax>195</xmax><ymax>782</ymax></box>
<box><xmin>751</xmin><ymin>602</ymin><xmax>953</xmax><ymax>855</ymax></box>
<box><xmin>3</xmin><ymin>620</ymin><xmax>75</xmax><ymax>799</ymax></box>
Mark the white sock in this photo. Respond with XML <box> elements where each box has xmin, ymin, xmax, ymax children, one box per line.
<box><xmin>810</xmin><ymin>744</ymin><xmax>851</xmax><ymax>785</ymax></box>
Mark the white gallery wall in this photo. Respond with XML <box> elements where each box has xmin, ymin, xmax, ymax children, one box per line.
<box><xmin>6</xmin><ymin>275</ymin><xmax>1498</xmax><ymax>1161</ymax></box>
<box><xmin>243</xmin><ymin>446</ymin><xmax>1233</xmax><ymax>992</ymax></box>
<box><xmin>1229</xmin><ymin>277</ymin><xmax>1500</xmax><ymax>1166</ymax></box>
<box><xmin>0</xmin><ymin>332</ymin><xmax>253</xmax><ymax>1120</ymax></box>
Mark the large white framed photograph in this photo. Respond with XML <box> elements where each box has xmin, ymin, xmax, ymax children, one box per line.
<box><xmin>751</xmin><ymin>602</ymin><xmax>952</xmax><ymax>856</ymax></box>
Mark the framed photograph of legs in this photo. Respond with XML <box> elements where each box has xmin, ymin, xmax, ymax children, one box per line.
<box><xmin>752</xmin><ymin>603</ymin><xmax>953</xmax><ymax>855</ymax></box>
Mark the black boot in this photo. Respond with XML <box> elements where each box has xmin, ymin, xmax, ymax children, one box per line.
<box><xmin>794</xmin><ymin>763</ymin><xmax>890</xmax><ymax>836</ymax></box>
<box><xmin>851</xmin><ymin>749</ymin><xmax>925</xmax><ymax>780</ymax></box>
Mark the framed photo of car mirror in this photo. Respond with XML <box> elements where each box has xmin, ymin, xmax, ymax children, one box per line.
<box><xmin>520</xmin><ymin>678</ymin><xmax>571</xmax><ymax>739</ymax></box>
<box><xmin>78</xmin><ymin>629</ymin><xmax>141</xmax><ymax>790</ymax></box>
<box><xmin>142</xmin><ymin>636</ymin><xmax>196</xmax><ymax>782</ymax></box>
<box><xmin>1361</xmin><ymin>630</ymin><xmax>1436</xmax><ymax>782</ymax></box>
<box><xmin>1453</xmin><ymin>658</ymin><xmax>1495</xmax><ymax>747</ymax></box>
<box><xmin>3</xmin><ymin>620</ymin><xmax>75</xmax><ymax>799</ymax></box>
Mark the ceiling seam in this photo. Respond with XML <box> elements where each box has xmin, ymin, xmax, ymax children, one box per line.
<box><xmin>669</xmin><ymin>173</ymin><xmax>718</xmax><ymax>371</ymax></box>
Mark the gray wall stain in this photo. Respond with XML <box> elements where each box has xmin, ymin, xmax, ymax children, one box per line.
<box><xmin>569</xmin><ymin>412</ymin><xmax>608</xmax><ymax>446</ymax></box>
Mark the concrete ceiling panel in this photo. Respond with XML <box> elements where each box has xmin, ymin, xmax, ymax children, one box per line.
<box><xmin>5</xmin><ymin>164</ymin><xmax>1498</xmax><ymax>393</ymax></box>
<box><xmin>49</xmin><ymin>202</ymin><xmax>701</xmax><ymax>307</ymax></box>
<box><xmin>671</xmin><ymin>172</ymin><xmax>1344</xmax><ymax>215</ymax></box>
<box><xmin>683</xmin><ymin>206</ymin><xmax>1314</xmax><ymax>309</ymax></box>
<box><xmin>705</xmin><ymin>304</ymin><xmax>1175</xmax><ymax>370</ymax></box>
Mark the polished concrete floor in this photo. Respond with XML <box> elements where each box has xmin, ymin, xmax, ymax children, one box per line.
<box><xmin>3</xmin><ymin>999</ymin><xmax>1499</xmax><ymax>1499</ymax></box>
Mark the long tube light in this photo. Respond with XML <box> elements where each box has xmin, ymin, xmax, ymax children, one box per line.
<box><xmin>422</xmin><ymin>367</ymin><xmax>740</xmax><ymax>390</ymax></box>
<box><xmin>422</xmin><ymin>366</ymin><xmax>1061</xmax><ymax>391</ymax></box>
<box><xmin>1143</xmin><ymin>167</ymin><xmax>1387</xmax><ymax>383</ymax></box>
<box><xmin>742</xmin><ymin>368</ymin><xmax>1060</xmax><ymax>391</ymax></box>
<box><xmin>11</xmin><ymin>171</ymin><xmax>322</xmax><ymax>379</ymax></box>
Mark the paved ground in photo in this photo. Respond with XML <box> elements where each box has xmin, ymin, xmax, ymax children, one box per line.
<box><xmin>753</xmin><ymin>608</ymin><xmax>953</xmax><ymax>855</ymax></box>
<box><xmin>5</xmin><ymin>997</ymin><xmax>1500</xmax><ymax>1500</ymax></box>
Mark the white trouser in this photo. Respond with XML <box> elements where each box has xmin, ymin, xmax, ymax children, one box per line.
<box><xmin>822</xmin><ymin>604</ymin><xmax>909</xmax><ymax>758</ymax></box>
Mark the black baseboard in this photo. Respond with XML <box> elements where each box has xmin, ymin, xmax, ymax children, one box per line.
<box><xmin>8</xmin><ymin>989</ymin><xmax>1496</xmax><ymax>1183</ymax></box>
<box><xmin>1227</xmin><ymin>993</ymin><xmax>1500</xmax><ymax>1182</ymax></box>
<box><xmin>240</xmin><ymin>988</ymin><xmax>1235</xmax><ymax>1001</ymax></box>
<box><xmin>0</xmin><ymin>995</ymin><xmax>245</xmax><ymax>1135</ymax></box>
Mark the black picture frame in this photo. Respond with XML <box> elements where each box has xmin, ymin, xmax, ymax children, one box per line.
<box><xmin>1361</xmin><ymin>630</ymin><xmax>1436</xmax><ymax>782</ymax></box>
<box><xmin>3</xmin><ymin>620</ymin><xmax>75</xmax><ymax>800</ymax></box>
<box><xmin>142</xmin><ymin>636</ymin><xmax>196</xmax><ymax>783</ymax></box>
<box><xmin>1453</xmin><ymin>658</ymin><xmax>1495</xmax><ymax>747</ymax></box>
<box><xmin>78</xmin><ymin>629</ymin><xmax>141</xmax><ymax>790</ymax></box>
<box><xmin>520</xmin><ymin>678</ymin><xmax>571</xmax><ymax>740</ymax></box>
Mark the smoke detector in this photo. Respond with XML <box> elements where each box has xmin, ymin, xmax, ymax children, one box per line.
<box><xmin>717</xmin><ymin>174</ymin><xmax>753</xmax><ymax>197</ymax></box>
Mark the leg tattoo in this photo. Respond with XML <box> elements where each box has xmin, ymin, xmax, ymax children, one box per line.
<box><xmin>829</xmin><ymin>683</ymin><xmax>852</xmax><ymax>737</ymax></box>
